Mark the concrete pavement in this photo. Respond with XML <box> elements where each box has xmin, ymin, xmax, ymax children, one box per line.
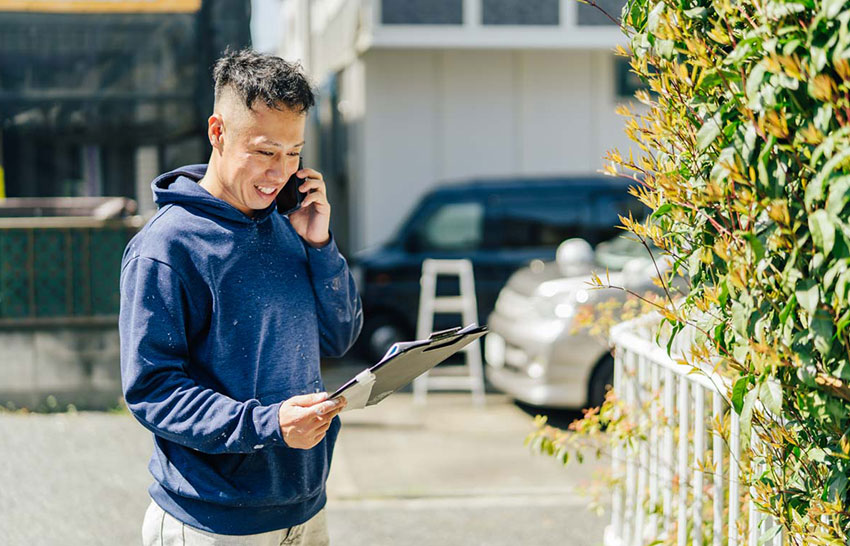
<box><xmin>0</xmin><ymin>362</ymin><xmax>608</xmax><ymax>545</ymax></box>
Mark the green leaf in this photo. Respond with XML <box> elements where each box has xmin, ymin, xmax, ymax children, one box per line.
<box><xmin>779</xmin><ymin>294</ymin><xmax>797</xmax><ymax>325</ymax></box>
<box><xmin>838</xmin><ymin>309</ymin><xmax>850</xmax><ymax>337</ymax></box>
<box><xmin>759</xmin><ymin>378</ymin><xmax>783</xmax><ymax>415</ymax></box>
<box><xmin>740</xmin><ymin>388</ymin><xmax>758</xmax><ymax>439</ymax></box>
<box><xmin>718</xmin><ymin>279</ymin><xmax>729</xmax><ymax>306</ymax></box>
<box><xmin>765</xmin><ymin>2</ymin><xmax>805</xmax><ymax>18</ymax></box>
<box><xmin>742</xmin><ymin>123</ymin><xmax>758</xmax><ymax>162</ymax></box>
<box><xmin>833</xmin><ymin>360</ymin><xmax>850</xmax><ymax>381</ymax></box>
<box><xmin>796</xmin><ymin>278</ymin><xmax>819</xmax><ymax>315</ymax></box>
<box><xmin>824</xmin><ymin>259</ymin><xmax>847</xmax><ymax>290</ymax></box>
<box><xmin>814</xmin><ymin>105</ymin><xmax>833</xmax><ymax>132</ymax></box>
<box><xmin>812</xmin><ymin>308</ymin><xmax>836</xmax><ymax>357</ymax></box>
<box><xmin>727</xmin><ymin>42</ymin><xmax>752</xmax><ymax>64</ymax></box>
<box><xmin>826</xmin><ymin>175</ymin><xmax>850</xmax><ymax>216</ymax></box>
<box><xmin>811</xmin><ymin>46</ymin><xmax>828</xmax><ymax>72</ymax></box>
<box><xmin>683</xmin><ymin>6</ymin><xmax>708</xmax><ymax>18</ymax></box>
<box><xmin>807</xmin><ymin>147</ymin><xmax>850</xmax><ymax>209</ymax></box>
<box><xmin>747</xmin><ymin>63</ymin><xmax>767</xmax><ymax>101</ymax></box>
<box><xmin>697</xmin><ymin>112</ymin><xmax>723</xmax><ymax>151</ymax></box>
<box><xmin>650</xmin><ymin>203</ymin><xmax>673</xmax><ymax>219</ymax></box>
<box><xmin>838</xmin><ymin>268</ymin><xmax>850</xmax><ymax>307</ymax></box>
<box><xmin>757</xmin><ymin>525</ymin><xmax>782</xmax><ymax>545</ymax></box>
<box><xmin>828</xmin><ymin>473</ymin><xmax>849</xmax><ymax>503</ymax></box>
<box><xmin>732</xmin><ymin>376</ymin><xmax>750</xmax><ymax>413</ymax></box>
<box><xmin>782</xmin><ymin>39</ymin><xmax>802</xmax><ymax>56</ymax></box>
<box><xmin>743</xmin><ymin>232</ymin><xmax>765</xmax><ymax>262</ymax></box>
<box><xmin>731</xmin><ymin>300</ymin><xmax>751</xmax><ymax>336</ymax></box>
<box><xmin>808</xmin><ymin>447</ymin><xmax>827</xmax><ymax>463</ymax></box>
<box><xmin>797</xmin><ymin>360</ymin><xmax>818</xmax><ymax>387</ymax></box>
<box><xmin>646</xmin><ymin>2</ymin><xmax>664</xmax><ymax>32</ymax></box>
<box><xmin>809</xmin><ymin>209</ymin><xmax>836</xmax><ymax>256</ymax></box>
<box><xmin>756</xmin><ymin>136</ymin><xmax>776</xmax><ymax>190</ymax></box>
<box><xmin>824</xmin><ymin>0</ymin><xmax>844</xmax><ymax>18</ymax></box>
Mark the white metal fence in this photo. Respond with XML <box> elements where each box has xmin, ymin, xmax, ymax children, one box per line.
<box><xmin>605</xmin><ymin>315</ymin><xmax>783</xmax><ymax>546</ymax></box>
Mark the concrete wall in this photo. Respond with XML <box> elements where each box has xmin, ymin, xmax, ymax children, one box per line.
<box><xmin>353</xmin><ymin>48</ymin><xmax>640</xmax><ymax>251</ymax></box>
<box><xmin>0</xmin><ymin>326</ymin><xmax>123</xmax><ymax>410</ymax></box>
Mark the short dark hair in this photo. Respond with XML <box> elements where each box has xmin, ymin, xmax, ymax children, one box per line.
<box><xmin>213</xmin><ymin>49</ymin><xmax>315</xmax><ymax>114</ymax></box>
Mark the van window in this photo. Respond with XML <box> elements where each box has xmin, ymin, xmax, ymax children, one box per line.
<box><xmin>495</xmin><ymin>191</ymin><xmax>644</xmax><ymax>249</ymax></box>
<box><xmin>419</xmin><ymin>201</ymin><xmax>484</xmax><ymax>251</ymax></box>
<box><xmin>497</xmin><ymin>199</ymin><xmax>581</xmax><ymax>248</ymax></box>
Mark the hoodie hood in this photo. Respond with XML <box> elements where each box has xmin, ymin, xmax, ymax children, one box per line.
<box><xmin>152</xmin><ymin>164</ymin><xmax>276</xmax><ymax>224</ymax></box>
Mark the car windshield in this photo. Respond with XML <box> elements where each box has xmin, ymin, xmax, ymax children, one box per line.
<box><xmin>594</xmin><ymin>234</ymin><xmax>661</xmax><ymax>271</ymax></box>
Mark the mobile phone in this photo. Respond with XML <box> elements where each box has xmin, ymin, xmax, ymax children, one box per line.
<box><xmin>276</xmin><ymin>157</ymin><xmax>304</xmax><ymax>215</ymax></box>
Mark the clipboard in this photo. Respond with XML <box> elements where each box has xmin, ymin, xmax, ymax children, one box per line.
<box><xmin>330</xmin><ymin>323</ymin><xmax>488</xmax><ymax>411</ymax></box>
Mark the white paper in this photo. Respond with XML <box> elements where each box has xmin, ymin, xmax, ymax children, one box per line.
<box><xmin>340</xmin><ymin>369</ymin><xmax>376</xmax><ymax>412</ymax></box>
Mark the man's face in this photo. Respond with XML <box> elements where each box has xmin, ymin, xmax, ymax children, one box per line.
<box><xmin>211</xmin><ymin>101</ymin><xmax>306</xmax><ymax>215</ymax></box>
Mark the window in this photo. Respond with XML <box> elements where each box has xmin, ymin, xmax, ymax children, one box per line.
<box><xmin>419</xmin><ymin>202</ymin><xmax>484</xmax><ymax>251</ymax></box>
<box><xmin>482</xmin><ymin>0</ymin><xmax>559</xmax><ymax>25</ymax></box>
<box><xmin>583</xmin><ymin>195</ymin><xmax>647</xmax><ymax>246</ymax></box>
<box><xmin>381</xmin><ymin>0</ymin><xmax>463</xmax><ymax>25</ymax></box>
<box><xmin>576</xmin><ymin>0</ymin><xmax>626</xmax><ymax>25</ymax></box>
<box><xmin>615</xmin><ymin>56</ymin><xmax>651</xmax><ymax>99</ymax></box>
<box><xmin>494</xmin><ymin>190</ymin><xmax>646</xmax><ymax>249</ymax></box>
<box><xmin>497</xmin><ymin>198</ymin><xmax>584</xmax><ymax>249</ymax></box>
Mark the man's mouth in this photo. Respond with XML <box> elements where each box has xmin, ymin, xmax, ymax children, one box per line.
<box><xmin>254</xmin><ymin>185</ymin><xmax>278</xmax><ymax>196</ymax></box>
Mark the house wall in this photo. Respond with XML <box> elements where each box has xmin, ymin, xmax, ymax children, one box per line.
<box><xmin>352</xmin><ymin>48</ymin><xmax>639</xmax><ymax>251</ymax></box>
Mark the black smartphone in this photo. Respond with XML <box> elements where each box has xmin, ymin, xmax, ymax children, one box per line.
<box><xmin>276</xmin><ymin>157</ymin><xmax>304</xmax><ymax>215</ymax></box>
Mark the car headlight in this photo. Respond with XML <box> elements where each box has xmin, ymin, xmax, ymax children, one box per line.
<box><xmin>532</xmin><ymin>287</ymin><xmax>588</xmax><ymax>320</ymax></box>
<box><xmin>527</xmin><ymin>362</ymin><xmax>546</xmax><ymax>379</ymax></box>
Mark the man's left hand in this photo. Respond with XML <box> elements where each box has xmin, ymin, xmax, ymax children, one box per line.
<box><xmin>288</xmin><ymin>167</ymin><xmax>331</xmax><ymax>248</ymax></box>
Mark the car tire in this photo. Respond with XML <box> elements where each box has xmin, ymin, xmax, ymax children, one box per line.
<box><xmin>360</xmin><ymin>314</ymin><xmax>410</xmax><ymax>363</ymax></box>
<box><xmin>588</xmin><ymin>354</ymin><xmax>614</xmax><ymax>409</ymax></box>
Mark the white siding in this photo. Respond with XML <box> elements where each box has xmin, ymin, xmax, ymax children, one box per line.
<box><xmin>354</xmin><ymin>48</ymin><xmax>640</xmax><ymax>251</ymax></box>
<box><xmin>361</xmin><ymin>50</ymin><xmax>441</xmax><ymax>251</ymax></box>
<box><xmin>516</xmin><ymin>50</ymin><xmax>594</xmax><ymax>173</ymax></box>
<box><xmin>439</xmin><ymin>51</ymin><xmax>517</xmax><ymax>179</ymax></box>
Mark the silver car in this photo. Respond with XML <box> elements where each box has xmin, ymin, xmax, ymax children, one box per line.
<box><xmin>485</xmin><ymin>236</ymin><xmax>663</xmax><ymax>408</ymax></box>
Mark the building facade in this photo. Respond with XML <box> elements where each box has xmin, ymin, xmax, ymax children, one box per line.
<box><xmin>276</xmin><ymin>0</ymin><xmax>643</xmax><ymax>253</ymax></box>
<box><xmin>0</xmin><ymin>0</ymin><xmax>251</xmax><ymax>214</ymax></box>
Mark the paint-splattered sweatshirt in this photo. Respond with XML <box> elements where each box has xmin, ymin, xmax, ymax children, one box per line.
<box><xmin>119</xmin><ymin>164</ymin><xmax>362</xmax><ymax>535</ymax></box>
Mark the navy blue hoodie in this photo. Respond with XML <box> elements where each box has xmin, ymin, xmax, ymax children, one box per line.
<box><xmin>119</xmin><ymin>165</ymin><xmax>362</xmax><ymax>535</ymax></box>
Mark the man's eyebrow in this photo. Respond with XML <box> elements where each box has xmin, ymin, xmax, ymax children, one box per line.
<box><xmin>258</xmin><ymin>139</ymin><xmax>305</xmax><ymax>149</ymax></box>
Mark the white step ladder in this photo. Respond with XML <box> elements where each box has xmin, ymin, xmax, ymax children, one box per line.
<box><xmin>413</xmin><ymin>259</ymin><xmax>485</xmax><ymax>406</ymax></box>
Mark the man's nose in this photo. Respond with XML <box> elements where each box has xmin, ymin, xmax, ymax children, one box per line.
<box><xmin>267</xmin><ymin>165</ymin><xmax>289</xmax><ymax>184</ymax></box>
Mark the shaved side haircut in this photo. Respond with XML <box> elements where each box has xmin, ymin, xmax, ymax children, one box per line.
<box><xmin>213</xmin><ymin>49</ymin><xmax>315</xmax><ymax>114</ymax></box>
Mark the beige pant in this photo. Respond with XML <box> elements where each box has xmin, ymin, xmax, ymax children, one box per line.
<box><xmin>142</xmin><ymin>500</ymin><xmax>330</xmax><ymax>546</ymax></box>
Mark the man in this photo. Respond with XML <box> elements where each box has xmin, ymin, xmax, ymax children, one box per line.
<box><xmin>119</xmin><ymin>49</ymin><xmax>362</xmax><ymax>545</ymax></box>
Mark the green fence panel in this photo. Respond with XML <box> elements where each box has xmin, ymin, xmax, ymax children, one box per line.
<box><xmin>90</xmin><ymin>227</ymin><xmax>131</xmax><ymax>316</ymax></box>
<box><xmin>33</xmin><ymin>229</ymin><xmax>68</xmax><ymax>317</ymax></box>
<box><xmin>0</xmin><ymin>221</ymin><xmax>138</xmax><ymax>322</ymax></box>
<box><xmin>0</xmin><ymin>230</ymin><xmax>31</xmax><ymax>318</ymax></box>
<box><xmin>71</xmin><ymin>229</ymin><xmax>91</xmax><ymax>317</ymax></box>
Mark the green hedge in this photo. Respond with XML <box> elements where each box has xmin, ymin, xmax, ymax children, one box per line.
<box><xmin>531</xmin><ymin>0</ymin><xmax>850</xmax><ymax>542</ymax></box>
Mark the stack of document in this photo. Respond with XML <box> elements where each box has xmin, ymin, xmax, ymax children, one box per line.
<box><xmin>331</xmin><ymin>324</ymin><xmax>487</xmax><ymax>411</ymax></box>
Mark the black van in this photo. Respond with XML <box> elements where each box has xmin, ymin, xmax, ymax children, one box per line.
<box><xmin>351</xmin><ymin>175</ymin><xmax>642</xmax><ymax>362</ymax></box>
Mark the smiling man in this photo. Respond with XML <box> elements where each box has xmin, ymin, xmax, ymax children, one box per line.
<box><xmin>119</xmin><ymin>49</ymin><xmax>362</xmax><ymax>545</ymax></box>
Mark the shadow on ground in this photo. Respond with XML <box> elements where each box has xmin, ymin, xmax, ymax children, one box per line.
<box><xmin>514</xmin><ymin>401</ymin><xmax>585</xmax><ymax>430</ymax></box>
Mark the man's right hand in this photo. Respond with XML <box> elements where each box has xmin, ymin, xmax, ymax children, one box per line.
<box><xmin>278</xmin><ymin>392</ymin><xmax>346</xmax><ymax>449</ymax></box>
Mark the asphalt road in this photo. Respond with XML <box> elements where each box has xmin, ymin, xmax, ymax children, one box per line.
<box><xmin>0</xmin><ymin>362</ymin><xmax>609</xmax><ymax>546</ymax></box>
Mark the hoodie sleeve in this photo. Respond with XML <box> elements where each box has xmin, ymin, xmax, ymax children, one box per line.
<box><xmin>119</xmin><ymin>256</ymin><xmax>286</xmax><ymax>454</ymax></box>
<box><xmin>304</xmin><ymin>234</ymin><xmax>364</xmax><ymax>358</ymax></box>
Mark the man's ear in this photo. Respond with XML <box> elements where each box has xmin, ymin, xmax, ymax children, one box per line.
<box><xmin>207</xmin><ymin>113</ymin><xmax>225</xmax><ymax>152</ymax></box>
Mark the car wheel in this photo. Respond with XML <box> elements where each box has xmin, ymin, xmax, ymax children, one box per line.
<box><xmin>361</xmin><ymin>315</ymin><xmax>409</xmax><ymax>363</ymax></box>
<box><xmin>588</xmin><ymin>354</ymin><xmax>614</xmax><ymax>409</ymax></box>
